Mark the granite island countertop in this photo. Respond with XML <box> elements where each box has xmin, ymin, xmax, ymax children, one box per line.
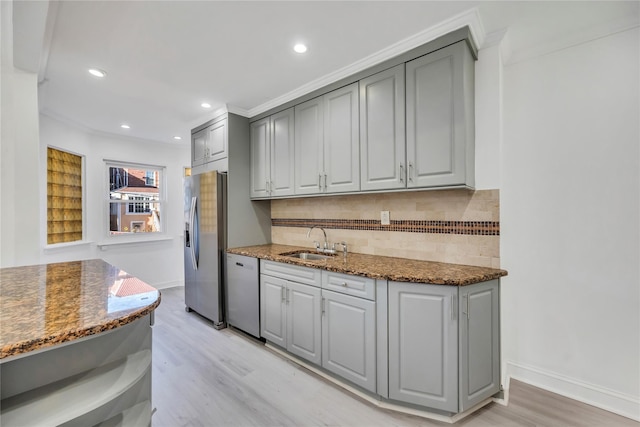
<box><xmin>227</xmin><ymin>244</ymin><xmax>507</xmax><ymax>285</ymax></box>
<box><xmin>0</xmin><ymin>259</ymin><xmax>161</xmax><ymax>360</ymax></box>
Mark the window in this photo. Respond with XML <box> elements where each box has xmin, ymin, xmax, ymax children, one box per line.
<box><xmin>127</xmin><ymin>196</ymin><xmax>156</xmax><ymax>214</ymax></box>
<box><xmin>107</xmin><ymin>161</ymin><xmax>164</xmax><ymax>235</ymax></box>
<box><xmin>47</xmin><ymin>147</ymin><xmax>83</xmax><ymax>244</ymax></box>
<box><xmin>144</xmin><ymin>171</ymin><xmax>156</xmax><ymax>186</ymax></box>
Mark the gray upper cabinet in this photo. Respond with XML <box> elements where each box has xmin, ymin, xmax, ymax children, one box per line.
<box><xmin>250</xmin><ymin>117</ymin><xmax>270</xmax><ymax>198</ymax></box>
<box><xmin>241</xmin><ymin>31</ymin><xmax>478</xmax><ymax>198</ymax></box>
<box><xmin>295</xmin><ymin>83</ymin><xmax>359</xmax><ymax>195</ymax></box>
<box><xmin>192</xmin><ymin>127</ymin><xmax>207</xmax><ymax>167</ymax></box>
<box><xmin>323</xmin><ymin>84</ymin><xmax>360</xmax><ymax>194</ymax></box>
<box><xmin>250</xmin><ymin>108</ymin><xmax>295</xmax><ymax>198</ymax></box>
<box><xmin>190</xmin><ymin>114</ymin><xmax>228</xmax><ymax>170</ymax></box>
<box><xmin>406</xmin><ymin>41</ymin><xmax>475</xmax><ymax>188</ymax></box>
<box><xmin>294</xmin><ymin>97</ymin><xmax>324</xmax><ymax>195</ymax></box>
<box><xmin>360</xmin><ymin>64</ymin><xmax>406</xmax><ymax>191</ymax></box>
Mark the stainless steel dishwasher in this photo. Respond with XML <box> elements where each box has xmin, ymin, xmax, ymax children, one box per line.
<box><xmin>225</xmin><ymin>254</ymin><xmax>260</xmax><ymax>338</ymax></box>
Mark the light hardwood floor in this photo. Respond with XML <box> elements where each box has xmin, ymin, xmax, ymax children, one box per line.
<box><xmin>152</xmin><ymin>286</ymin><xmax>638</xmax><ymax>426</ymax></box>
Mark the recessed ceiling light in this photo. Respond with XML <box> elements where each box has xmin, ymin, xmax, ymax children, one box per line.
<box><xmin>88</xmin><ymin>68</ymin><xmax>107</xmax><ymax>78</ymax></box>
<box><xmin>120</xmin><ymin>124</ymin><xmax>130</xmax><ymax>129</ymax></box>
<box><xmin>293</xmin><ymin>44</ymin><xmax>308</xmax><ymax>54</ymax></box>
<box><xmin>201</xmin><ymin>102</ymin><xmax>212</xmax><ymax>109</ymax></box>
<box><xmin>173</xmin><ymin>136</ymin><xmax>182</xmax><ymax>140</ymax></box>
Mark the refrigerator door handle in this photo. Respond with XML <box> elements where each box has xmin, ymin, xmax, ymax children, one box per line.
<box><xmin>189</xmin><ymin>196</ymin><xmax>198</xmax><ymax>270</ymax></box>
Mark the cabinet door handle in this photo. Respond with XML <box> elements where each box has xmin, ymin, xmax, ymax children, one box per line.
<box><xmin>286</xmin><ymin>288</ymin><xmax>290</xmax><ymax>304</ymax></box>
<box><xmin>399</xmin><ymin>163</ymin><xmax>404</xmax><ymax>183</ymax></box>
<box><xmin>324</xmin><ymin>174</ymin><xmax>328</xmax><ymax>192</ymax></box>
<box><xmin>321</xmin><ymin>297</ymin><xmax>326</xmax><ymax>316</ymax></box>
<box><xmin>451</xmin><ymin>294</ymin><xmax>457</xmax><ymax>320</ymax></box>
<box><xmin>462</xmin><ymin>294</ymin><xmax>469</xmax><ymax>320</ymax></box>
<box><xmin>408</xmin><ymin>162</ymin><xmax>414</xmax><ymax>183</ymax></box>
<box><xmin>319</xmin><ymin>174</ymin><xmax>322</xmax><ymax>190</ymax></box>
<box><xmin>266</xmin><ymin>180</ymin><xmax>270</xmax><ymax>194</ymax></box>
<box><xmin>281</xmin><ymin>287</ymin><xmax>286</xmax><ymax>302</ymax></box>
<box><xmin>270</xmin><ymin>180</ymin><xmax>274</xmax><ymax>194</ymax></box>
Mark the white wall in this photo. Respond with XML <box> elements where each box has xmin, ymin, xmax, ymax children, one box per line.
<box><xmin>37</xmin><ymin>115</ymin><xmax>190</xmax><ymax>288</ymax></box>
<box><xmin>501</xmin><ymin>27</ymin><xmax>639</xmax><ymax>420</ymax></box>
<box><xmin>474</xmin><ymin>41</ymin><xmax>503</xmax><ymax>191</ymax></box>
<box><xmin>0</xmin><ymin>0</ymin><xmax>42</xmax><ymax>268</ymax></box>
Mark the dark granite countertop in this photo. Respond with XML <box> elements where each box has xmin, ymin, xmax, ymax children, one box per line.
<box><xmin>0</xmin><ymin>259</ymin><xmax>161</xmax><ymax>360</ymax></box>
<box><xmin>227</xmin><ymin>244</ymin><xmax>507</xmax><ymax>286</ymax></box>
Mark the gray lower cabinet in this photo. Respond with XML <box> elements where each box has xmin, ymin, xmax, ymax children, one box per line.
<box><xmin>321</xmin><ymin>289</ymin><xmax>376</xmax><ymax>393</ymax></box>
<box><xmin>260</xmin><ymin>262</ymin><xmax>322</xmax><ymax>365</ymax></box>
<box><xmin>459</xmin><ymin>279</ymin><xmax>500</xmax><ymax>411</ymax></box>
<box><xmin>260</xmin><ymin>274</ymin><xmax>287</xmax><ymax>348</ymax></box>
<box><xmin>388</xmin><ymin>282</ymin><xmax>458</xmax><ymax>412</ymax></box>
<box><xmin>388</xmin><ymin>279</ymin><xmax>500</xmax><ymax>414</ymax></box>
<box><xmin>260</xmin><ymin>260</ymin><xmax>500</xmax><ymax>416</ymax></box>
<box><xmin>287</xmin><ymin>281</ymin><xmax>322</xmax><ymax>364</ymax></box>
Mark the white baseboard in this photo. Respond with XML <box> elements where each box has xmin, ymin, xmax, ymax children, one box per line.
<box><xmin>505</xmin><ymin>361</ymin><xmax>640</xmax><ymax>422</ymax></box>
<box><xmin>152</xmin><ymin>280</ymin><xmax>183</xmax><ymax>290</ymax></box>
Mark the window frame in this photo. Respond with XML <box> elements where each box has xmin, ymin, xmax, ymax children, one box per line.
<box><xmin>45</xmin><ymin>146</ymin><xmax>87</xmax><ymax>248</ymax></box>
<box><xmin>105</xmin><ymin>160</ymin><xmax>166</xmax><ymax>238</ymax></box>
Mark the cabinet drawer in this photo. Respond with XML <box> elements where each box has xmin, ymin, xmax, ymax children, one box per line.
<box><xmin>322</xmin><ymin>271</ymin><xmax>375</xmax><ymax>300</ymax></box>
<box><xmin>261</xmin><ymin>260</ymin><xmax>321</xmax><ymax>287</ymax></box>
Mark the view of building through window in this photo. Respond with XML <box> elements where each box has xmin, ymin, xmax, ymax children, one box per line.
<box><xmin>109</xmin><ymin>165</ymin><xmax>162</xmax><ymax>234</ymax></box>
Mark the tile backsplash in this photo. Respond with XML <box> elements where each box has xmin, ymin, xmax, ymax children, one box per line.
<box><xmin>270</xmin><ymin>189</ymin><xmax>500</xmax><ymax>268</ymax></box>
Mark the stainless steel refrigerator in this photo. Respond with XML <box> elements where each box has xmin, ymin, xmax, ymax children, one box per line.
<box><xmin>184</xmin><ymin>170</ymin><xmax>227</xmax><ymax>329</ymax></box>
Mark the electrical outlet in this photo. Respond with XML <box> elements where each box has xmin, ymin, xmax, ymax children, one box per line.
<box><xmin>381</xmin><ymin>211</ymin><xmax>390</xmax><ymax>225</ymax></box>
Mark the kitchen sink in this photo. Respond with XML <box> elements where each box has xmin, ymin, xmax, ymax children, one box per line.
<box><xmin>283</xmin><ymin>252</ymin><xmax>335</xmax><ymax>261</ymax></box>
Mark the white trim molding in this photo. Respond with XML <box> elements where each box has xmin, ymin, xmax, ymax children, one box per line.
<box><xmin>505</xmin><ymin>361</ymin><xmax>640</xmax><ymax>422</ymax></box>
<box><xmin>248</xmin><ymin>7</ymin><xmax>486</xmax><ymax>118</ymax></box>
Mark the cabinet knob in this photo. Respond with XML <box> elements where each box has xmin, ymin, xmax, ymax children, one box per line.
<box><xmin>342</xmin><ymin>282</ymin><xmax>348</xmax><ymax>287</ymax></box>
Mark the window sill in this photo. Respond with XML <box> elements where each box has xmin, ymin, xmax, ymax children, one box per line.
<box><xmin>97</xmin><ymin>236</ymin><xmax>174</xmax><ymax>251</ymax></box>
<box><xmin>44</xmin><ymin>241</ymin><xmax>94</xmax><ymax>252</ymax></box>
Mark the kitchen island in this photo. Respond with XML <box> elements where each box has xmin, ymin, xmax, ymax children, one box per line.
<box><xmin>0</xmin><ymin>259</ymin><xmax>161</xmax><ymax>427</ymax></box>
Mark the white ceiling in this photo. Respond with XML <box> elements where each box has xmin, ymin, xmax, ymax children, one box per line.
<box><xmin>19</xmin><ymin>1</ymin><xmax>639</xmax><ymax>144</ymax></box>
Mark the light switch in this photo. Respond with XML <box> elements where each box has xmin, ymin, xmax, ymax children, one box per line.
<box><xmin>381</xmin><ymin>211</ymin><xmax>390</xmax><ymax>225</ymax></box>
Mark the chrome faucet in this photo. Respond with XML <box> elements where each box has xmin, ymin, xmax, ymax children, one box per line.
<box><xmin>336</xmin><ymin>241</ymin><xmax>348</xmax><ymax>258</ymax></box>
<box><xmin>306</xmin><ymin>226</ymin><xmax>347</xmax><ymax>257</ymax></box>
<box><xmin>307</xmin><ymin>225</ymin><xmax>328</xmax><ymax>251</ymax></box>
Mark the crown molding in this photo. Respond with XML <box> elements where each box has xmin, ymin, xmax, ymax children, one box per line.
<box><xmin>481</xmin><ymin>28</ymin><xmax>512</xmax><ymax>64</ymax></box>
<box><xmin>248</xmin><ymin>7</ymin><xmax>486</xmax><ymax>118</ymax></box>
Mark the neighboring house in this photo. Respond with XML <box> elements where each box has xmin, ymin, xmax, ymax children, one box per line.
<box><xmin>109</xmin><ymin>168</ymin><xmax>160</xmax><ymax>233</ymax></box>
